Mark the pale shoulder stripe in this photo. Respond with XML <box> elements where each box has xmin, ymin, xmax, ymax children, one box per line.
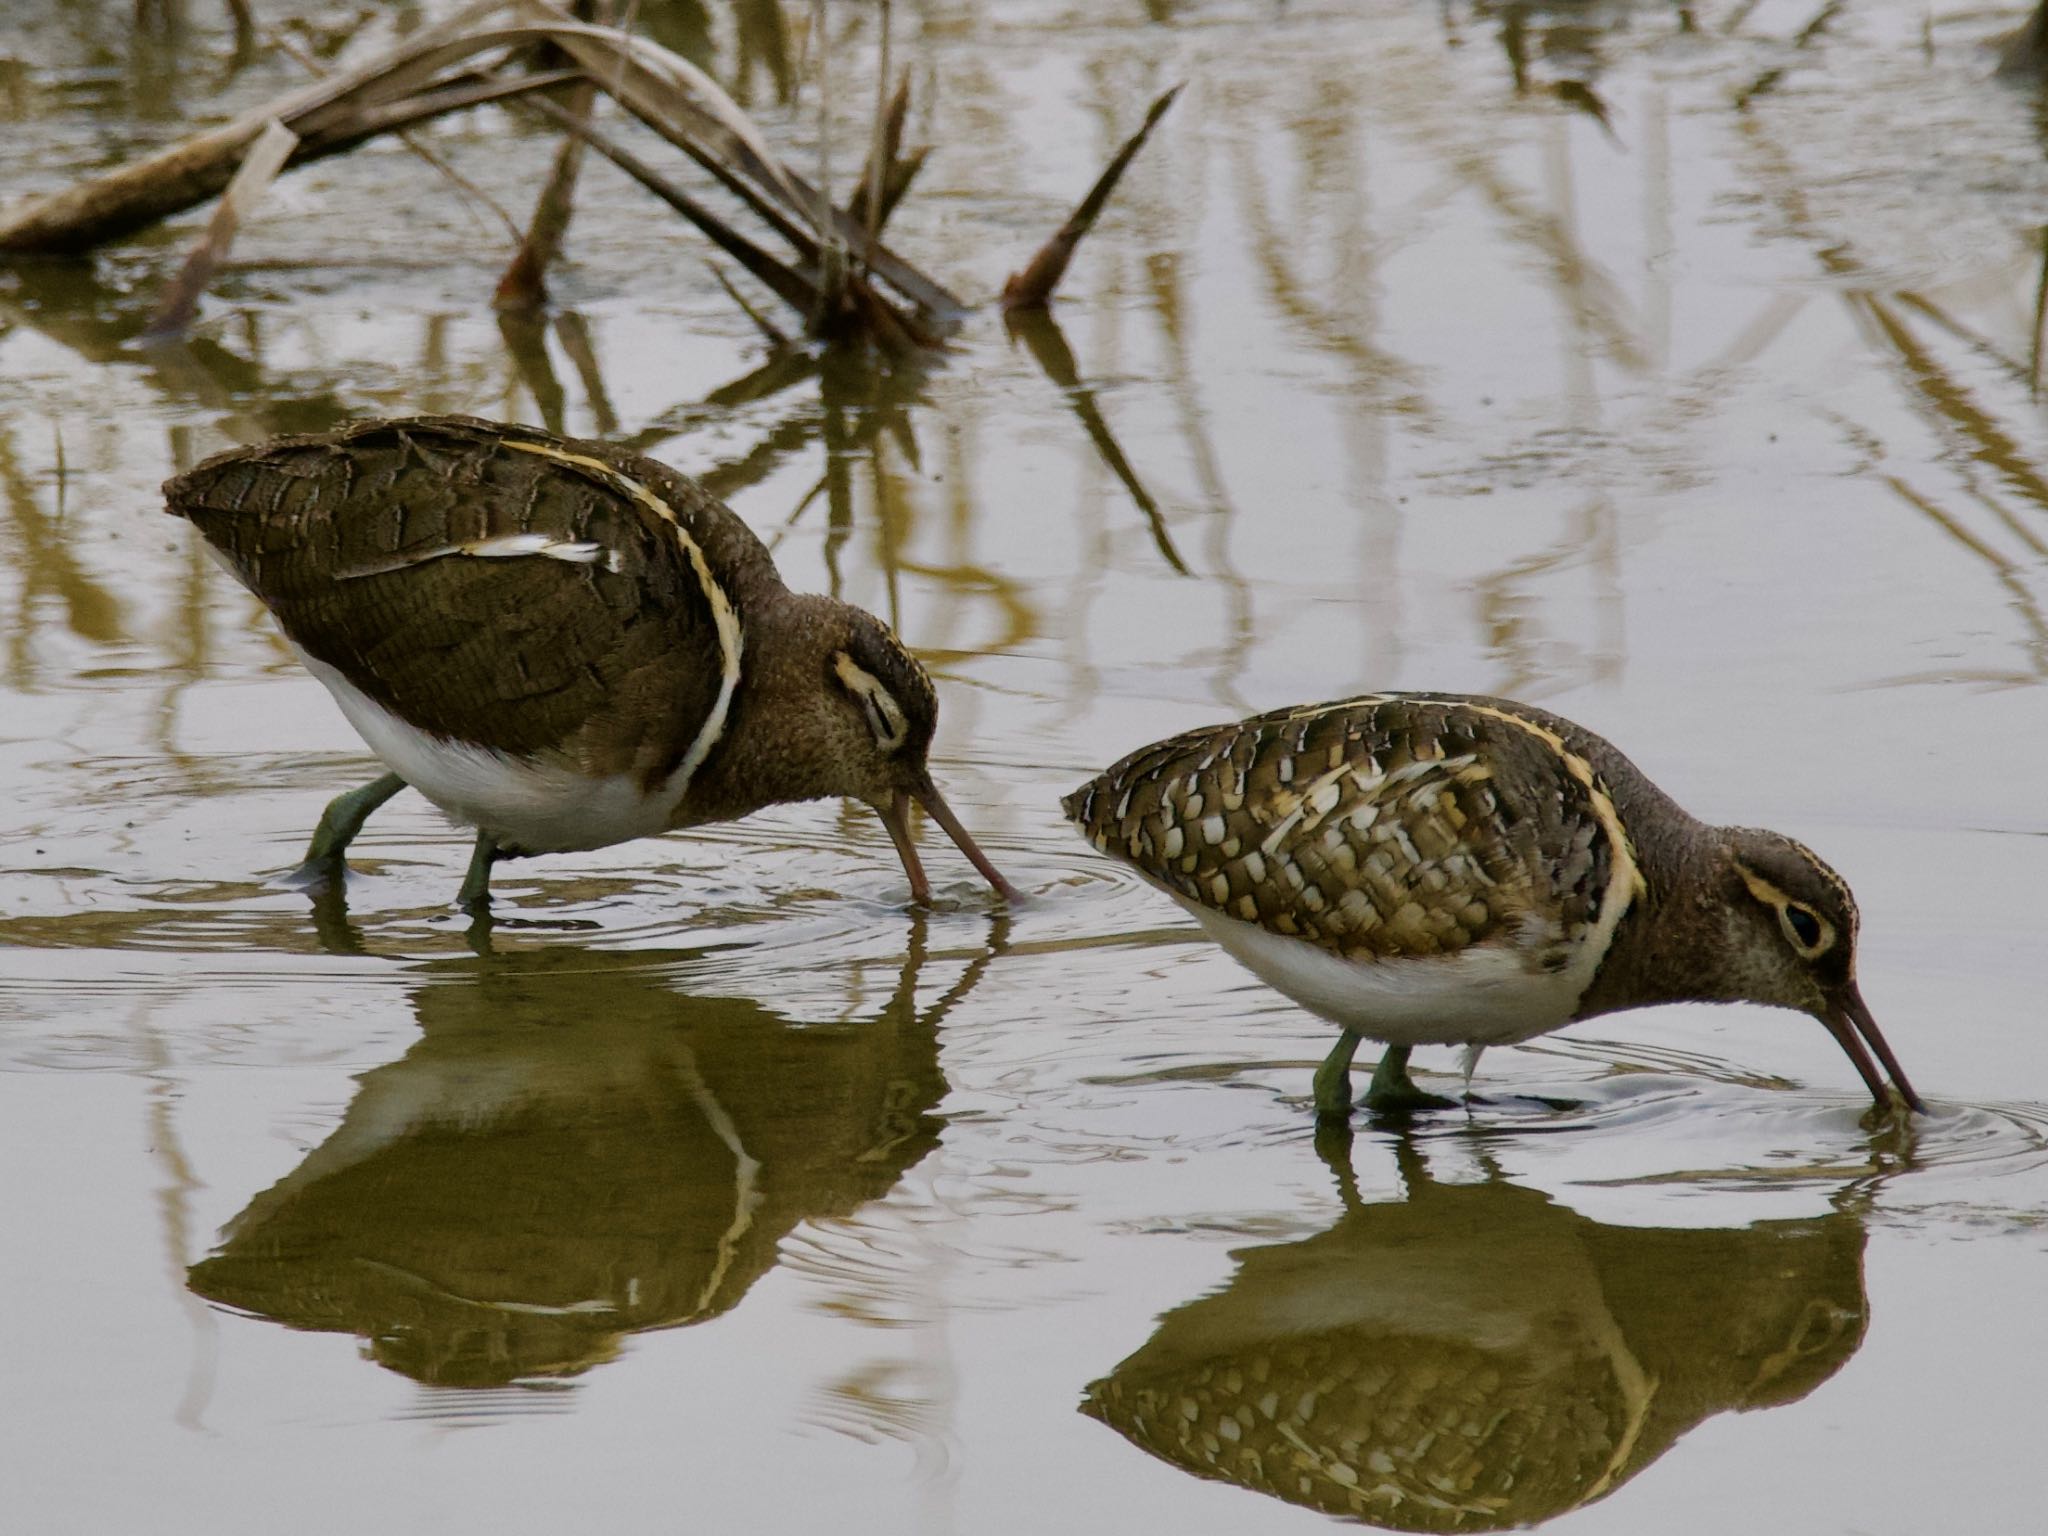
<box><xmin>1279</xmin><ymin>692</ymin><xmax>1393</xmax><ymax>726</ymax></box>
<box><xmin>1462</xmin><ymin>701</ymin><xmax>1646</xmax><ymax>966</ymax></box>
<box><xmin>336</xmin><ymin>532</ymin><xmax>621</xmax><ymax>580</ymax></box>
<box><xmin>502</xmin><ymin>439</ymin><xmax>745</xmax><ymax>796</ymax></box>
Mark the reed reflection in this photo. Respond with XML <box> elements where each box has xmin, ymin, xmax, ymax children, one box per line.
<box><xmin>189</xmin><ymin>927</ymin><xmax>984</xmax><ymax>1387</ymax></box>
<box><xmin>1084</xmin><ymin>1137</ymin><xmax>1868</xmax><ymax>1531</ymax></box>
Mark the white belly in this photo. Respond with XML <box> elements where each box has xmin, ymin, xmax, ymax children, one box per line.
<box><xmin>298</xmin><ymin>649</ymin><xmax>674</xmax><ymax>855</ymax></box>
<box><xmin>1168</xmin><ymin>891</ymin><xmax>1588</xmax><ymax>1047</ymax></box>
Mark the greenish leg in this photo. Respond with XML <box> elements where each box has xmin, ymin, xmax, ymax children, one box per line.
<box><xmin>1362</xmin><ymin>1044</ymin><xmax>1459</xmax><ymax>1116</ymax></box>
<box><xmin>290</xmin><ymin>772</ymin><xmax>406</xmax><ymax>887</ymax></box>
<box><xmin>1313</xmin><ymin>1029</ymin><xmax>1364</xmax><ymax>1120</ymax></box>
<box><xmin>456</xmin><ymin>830</ymin><xmax>502</xmax><ymax>915</ymax></box>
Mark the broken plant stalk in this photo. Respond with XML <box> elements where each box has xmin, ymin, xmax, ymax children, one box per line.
<box><xmin>496</xmin><ymin>72</ymin><xmax>601</xmax><ymax>309</ymax></box>
<box><xmin>1002</xmin><ymin>83</ymin><xmax>1182</xmax><ymax>312</ymax></box>
<box><xmin>142</xmin><ymin>118</ymin><xmax>299</xmax><ymax>339</ymax></box>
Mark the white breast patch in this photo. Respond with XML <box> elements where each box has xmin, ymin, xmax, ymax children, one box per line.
<box><xmin>297</xmin><ymin>648</ymin><xmax>676</xmax><ymax>854</ymax></box>
<box><xmin>1166</xmin><ymin>889</ymin><xmax>1590</xmax><ymax>1047</ymax></box>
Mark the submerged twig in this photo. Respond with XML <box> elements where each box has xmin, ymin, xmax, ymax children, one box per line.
<box><xmin>1002</xmin><ymin>82</ymin><xmax>1182</xmax><ymax>312</ymax></box>
<box><xmin>551</xmin><ymin>310</ymin><xmax>619</xmax><ymax>433</ymax></box>
<box><xmin>1721</xmin><ymin>0</ymin><xmax>1766</xmax><ymax>33</ymax></box>
<box><xmin>496</xmin><ymin>72</ymin><xmax>599</xmax><ymax>309</ymax></box>
<box><xmin>1552</xmin><ymin>80</ymin><xmax>1619</xmax><ymax>144</ymax></box>
<box><xmin>143</xmin><ymin>119</ymin><xmax>299</xmax><ymax>339</ymax></box>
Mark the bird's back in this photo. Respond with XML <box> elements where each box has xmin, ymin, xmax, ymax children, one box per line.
<box><xmin>1063</xmin><ymin>693</ymin><xmax>1667</xmax><ymax>975</ymax></box>
<box><xmin>166</xmin><ymin>416</ymin><xmax>775</xmax><ymax>784</ymax></box>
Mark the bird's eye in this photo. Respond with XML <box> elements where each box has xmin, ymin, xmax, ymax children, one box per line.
<box><xmin>862</xmin><ymin>694</ymin><xmax>896</xmax><ymax>747</ymax></box>
<box><xmin>833</xmin><ymin>651</ymin><xmax>909</xmax><ymax>752</ymax></box>
<box><xmin>1784</xmin><ymin>904</ymin><xmax>1824</xmax><ymax>951</ymax></box>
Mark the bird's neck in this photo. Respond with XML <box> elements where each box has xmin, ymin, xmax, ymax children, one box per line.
<box><xmin>1575</xmin><ymin>821</ymin><xmax>1745</xmax><ymax>1019</ymax></box>
<box><xmin>675</xmin><ymin>591</ymin><xmax>853</xmax><ymax>824</ymax></box>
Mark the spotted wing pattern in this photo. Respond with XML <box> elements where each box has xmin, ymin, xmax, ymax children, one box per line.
<box><xmin>165</xmin><ymin>416</ymin><xmax>776</xmax><ymax>787</ymax></box>
<box><xmin>1063</xmin><ymin>695</ymin><xmax>1619</xmax><ymax>967</ymax></box>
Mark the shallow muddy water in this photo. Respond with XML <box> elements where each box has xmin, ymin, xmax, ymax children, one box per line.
<box><xmin>3</xmin><ymin>1</ymin><xmax>2046</xmax><ymax>1531</ymax></box>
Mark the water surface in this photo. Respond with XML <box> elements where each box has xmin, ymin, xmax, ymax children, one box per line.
<box><xmin>2</xmin><ymin>1</ymin><xmax>2045</xmax><ymax>1531</ymax></box>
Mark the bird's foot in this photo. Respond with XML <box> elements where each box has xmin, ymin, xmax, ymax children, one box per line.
<box><xmin>1362</xmin><ymin>1079</ymin><xmax>1461</xmax><ymax>1117</ymax></box>
<box><xmin>278</xmin><ymin>853</ymin><xmax>346</xmax><ymax>896</ymax></box>
<box><xmin>1361</xmin><ymin>1046</ymin><xmax>1459</xmax><ymax>1117</ymax></box>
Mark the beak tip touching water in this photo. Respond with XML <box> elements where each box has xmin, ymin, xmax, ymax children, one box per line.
<box><xmin>1823</xmin><ymin>985</ymin><xmax>1926</xmax><ymax>1116</ymax></box>
<box><xmin>876</xmin><ymin>784</ymin><xmax>1019</xmax><ymax>907</ymax></box>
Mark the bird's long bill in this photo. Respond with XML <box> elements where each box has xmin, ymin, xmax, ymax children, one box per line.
<box><xmin>873</xmin><ymin>783</ymin><xmax>1019</xmax><ymax>905</ymax></box>
<box><xmin>1821</xmin><ymin>984</ymin><xmax>1925</xmax><ymax>1113</ymax></box>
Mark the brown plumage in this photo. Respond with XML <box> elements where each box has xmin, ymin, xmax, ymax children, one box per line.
<box><xmin>1064</xmin><ymin>693</ymin><xmax>1634</xmax><ymax>965</ymax></box>
<box><xmin>166</xmin><ymin>414</ymin><xmax>1013</xmax><ymax>911</ymax></box>
<box><xmin>171</xmin><ymin>415</ymin><xmax>759</xmax><ymax>779</ymax></box>
<box><xmin>1064</xmin><ymin>693</ymin><xmax>1922</xmax><ymax>1117</ymax></box>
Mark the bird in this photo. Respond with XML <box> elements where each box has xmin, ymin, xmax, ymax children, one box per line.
<box><xmin>164</xmin><ymin>413</ymin><xmax>1016</xmax><ymax>915</ymax></box>
<box><xmin>1084</xmin><ymin>1140</ymin><xmax>1867</xmax><ymax>1526</ymax></box>
<box><xmin>1062</xmin><ymin>692</ymin><xmax>1922</xmax><ymax>1120</ymax></box>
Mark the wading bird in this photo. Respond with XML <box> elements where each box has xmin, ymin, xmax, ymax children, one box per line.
<box><xmin>167</xmin><ymin>415</ymin><xmax>1014</xmax><ymax>914</ymax></box>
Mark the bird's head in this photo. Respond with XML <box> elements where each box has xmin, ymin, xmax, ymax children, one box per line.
<box><xmin>758</xmin><ymin>600</ymin><xmax>1014</xmax><ymax>905</ymax></box>
<box><xmin>1715</xmin><ymin>828</ymin><xmax>1921</xmax><ymax>1112</ymax></box>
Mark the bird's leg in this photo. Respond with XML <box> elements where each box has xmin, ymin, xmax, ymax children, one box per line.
<box><xmin>1313</xmin><ymin>1029</ymin><xmax>1364</xmax><ymax>1120</ymax></box>
<box><xmin>289</xmin><ymin>772</ymin><xmax>406</xmax><ymax>889</ymax></box>
<box><xmin>456</xmin><ymin>831</ymin><xmax>502</xmax><ymax>916</ymax></box>
<box><xmin>1362</xmin><ymin>1044</ymin><xmax>1459</xmax><ymax>1116</ymax></box>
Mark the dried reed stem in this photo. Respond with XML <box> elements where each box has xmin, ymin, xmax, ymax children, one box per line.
<box><xmin>496</xmin><ymin>71</ymin><xmax>601</xmax><ymax>309</ymax></box>
<box><xmin>0</xmin><ymin>0</ymin><xmax>521</xmax><ymax>253</ymax></box>
<box><xmin>1002</xmin><ymin>83</ymin><xmax>1181</xmax><ymax>312</ymax></box>
<box><xmin>143</xmin><ymin>119</ymin><xmax>298</xmax><ymax>338</ymax></box>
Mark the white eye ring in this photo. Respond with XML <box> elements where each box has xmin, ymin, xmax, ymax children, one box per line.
<box><xmin>833</xmin><ymin>652</ymin><xmax>909</xmax><ymax>751</ymax></box>
<box><xmin>1778</xmin><ymin>903</ymin><xmax>1832</xmax><ymax>959</ymax></box>
<box><xmin>862</xmin><ymin>693</ymin><xmax>894</xmax><ymax>744</ymax></box>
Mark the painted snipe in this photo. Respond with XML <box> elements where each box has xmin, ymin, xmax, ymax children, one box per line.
<box><xmin>166</xmin><ymin>415</ymin><xmax>1015</xmax><ymax>914</ymax></box>
<box><xmin>1063</xmin><ymin>693</ymin><xmax>1922</xmax><ymax>1118</ymax></box>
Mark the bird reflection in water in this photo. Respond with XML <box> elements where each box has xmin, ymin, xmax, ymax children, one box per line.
<box><xmin>1083</xmin><ymin>1136</ymin><xmax>1870</xmax><ymax>1530</ymax></box>
<box><xmin>188</xmin><ymin>918</ymin><xmax>996</xmax><ymax>1388</ymax></box>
